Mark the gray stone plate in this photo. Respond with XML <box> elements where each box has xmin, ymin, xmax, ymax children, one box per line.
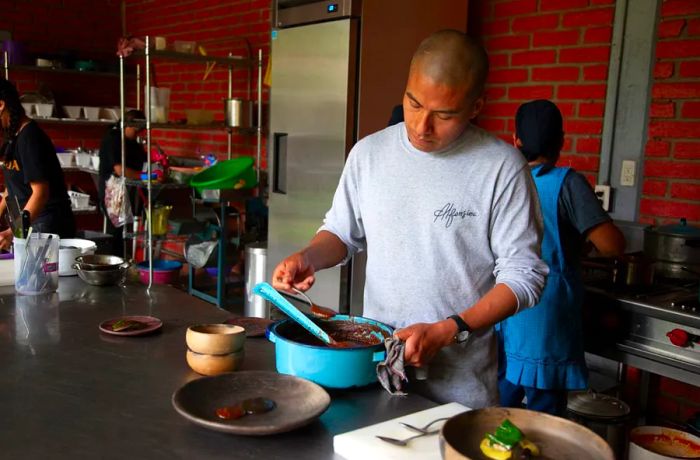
<box><xmin>171</xmin><ymin>371</ymin><xmax>331</xmax><ymax>435</ymax></box>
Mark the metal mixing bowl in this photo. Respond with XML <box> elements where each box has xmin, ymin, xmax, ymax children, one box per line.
<box><xmin>73</xmin><ymin>263</ymin><xmax>128</xmax><ymax>286</ymax></box>
<box><xmin>74</xmin><ymin>254</ymin><xmax>126</xmax><ymax>271</ymax></box>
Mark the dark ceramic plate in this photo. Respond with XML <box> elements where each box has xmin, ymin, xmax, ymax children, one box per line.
<box><xmin>98</xmin><ymin>315</ymin><xmax>163</xmax><ymax>336</ymax></box>
<box><xmin>172</xmin><ymin>371</ymin><xmax>331</xmax><ymax>435</ymax></box>
<box><xmin>224</xmin><ymin>316</ymin><xmax>274</xmax><ymax>337</ymax></box>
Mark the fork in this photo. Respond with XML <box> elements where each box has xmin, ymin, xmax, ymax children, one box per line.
<box><xmin>375</xmin><ymin>428</ymin><xmax>440</xmax><ymax>446</ymax></box>
<box><xmin>399</xmin><ymin>417</ymin><xmax>450</xmax><ymax>434</ymax></box>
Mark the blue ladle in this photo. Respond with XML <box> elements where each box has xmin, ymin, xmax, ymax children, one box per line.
<box><xmin>253</xmin><ymin>282</ymin><xmax>337</xmax><ymax>346</ymax></box>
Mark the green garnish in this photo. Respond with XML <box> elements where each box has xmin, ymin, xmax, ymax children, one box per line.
<box><xmin>486</xmin><ymin>419</ymin><xmax>523</xmax><ymax>449</ymax></box>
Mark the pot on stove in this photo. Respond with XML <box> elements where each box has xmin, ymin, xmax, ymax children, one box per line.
<box><xmin>644</xmin><ymin>218</ymin><xmax>700</xmax><ymax>279</ymax></box>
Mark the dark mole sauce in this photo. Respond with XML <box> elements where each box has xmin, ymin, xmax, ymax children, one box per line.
<box><xmin>278</xmin><ymin>318</ymin><xmax>389</xmax><ymax>348</ymax></box>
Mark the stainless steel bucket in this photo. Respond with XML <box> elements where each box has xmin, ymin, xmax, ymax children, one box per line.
<box><xmin>224</xmin><ymin>98</ymin><xmax>253</xmax><ymax>128</ymax></box>
<box><xmin>244</xmin><ymin>242</ymin><xmax>267</xmax><ymax>318</ymax></box>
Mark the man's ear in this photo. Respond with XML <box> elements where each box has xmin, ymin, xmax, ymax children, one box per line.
<box><xmin>469</xmin><ymin>96</ymin><xmax>485</xmax><ymax>120</ymax></box>
<box><xmin>512</xmin><ymin>134</ymin><xmax>523</xmax><ymax>148</ymax></box>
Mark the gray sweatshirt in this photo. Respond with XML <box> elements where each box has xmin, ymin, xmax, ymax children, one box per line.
<box><xmin>320</xmin><ymin>122</ymin><xmax>548</xmax><ymax>408</ymax></box>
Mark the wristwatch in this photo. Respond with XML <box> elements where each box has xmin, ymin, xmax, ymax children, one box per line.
<box><xmin>448</xmin><ymin>314</ymin><xmax>472</xmax><ymax>343</ymax></box>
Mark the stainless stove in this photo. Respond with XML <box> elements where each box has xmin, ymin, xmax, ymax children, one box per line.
<box><xmin>584</xmin><ymin>277</ymin><xmax>700</xmax><ymax>386</ymax></box>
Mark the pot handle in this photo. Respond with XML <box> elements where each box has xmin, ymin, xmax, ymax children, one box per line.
<box><xmin>372</xmin><ymin>350</ymin><xmax>386</xmax><ymax>362</ymax></box>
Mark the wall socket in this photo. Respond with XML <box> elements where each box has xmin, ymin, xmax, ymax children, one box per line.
<box><xmin>594</xmin><ymin>185</ymin><xmax>612</xmax><ymax>211</ymax></box>
<box><xmin>620</xmin><ymin>160</ymin><xmax>636</xmax><ymax>187</ymax></box>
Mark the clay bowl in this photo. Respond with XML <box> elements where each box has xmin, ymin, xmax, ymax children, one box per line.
<box><xmin>186</xmin><ymin>349</ymin><xmax>244</xmax><ymax>376</ymax></box>
<box><xmin>186</xmin><ymin>324</ymin><xmax>245</xmax><ymax>355</ymax></box>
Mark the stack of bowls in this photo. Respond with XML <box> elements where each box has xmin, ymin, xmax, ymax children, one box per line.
<box><xmin>185</xmin><ymin>324</ymin><xmax>245</xmax><ymax>376</ymax></box>
<box><xmin>73</xmin><ymin>254</ymin><xmax>129</xmax><ymax>286</ymax></box>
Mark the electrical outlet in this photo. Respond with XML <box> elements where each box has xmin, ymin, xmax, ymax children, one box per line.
<box><xmin>620</xmin><ymin>160</ymin><xmax>636</xmax><ymax>187</ymax></box>
<box><xmin>595</xmin><ymin>185</ymin><xmax>611</xmax><ymax>211</ymax></box>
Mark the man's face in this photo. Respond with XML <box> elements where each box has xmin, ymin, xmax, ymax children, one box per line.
<box><xmin>402</xmin><ymin>70</ymin><xmax>484</xmax><ymax>153</ymax></box>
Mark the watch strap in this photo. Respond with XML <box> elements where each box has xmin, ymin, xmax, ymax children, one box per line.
<box><xmin>448</xmin><ymin>314</ymin><xmax>472</xmax><ymax>333</ymax></box>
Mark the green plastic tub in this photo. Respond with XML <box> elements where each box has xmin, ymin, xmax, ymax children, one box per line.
<box><xmin>190</xmin><ymin>157</ymin><xmax>257</xmax><ymax>194</ymax></box>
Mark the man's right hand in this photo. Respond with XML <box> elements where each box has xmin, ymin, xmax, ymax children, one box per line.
<box><xmin>271</xmin><ymin>251</ymin><xmax>316</xmax><ymax>292</ymax></box>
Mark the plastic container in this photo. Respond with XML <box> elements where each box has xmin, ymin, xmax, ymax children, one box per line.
<box><xmin>83</xmin><ymin>106</ymin><xmax>100</xmax><ymax>121</ymax></box>
<box><xmin>34</xmin><ymin>103</ymin><xmax>54</xmax><ymax>118</ymax></box>
<box><xmin>184</xmin><ymin>109</ymin><xmax>214</xmax><ymax>125</ymax></box>
<box><xmin>56</xmin><ymin>152</ymin><xmax>74</xmax><ymax>168</ymax></box>
<box><xmin>68</xmin><ymin>190</ymin><xmax>90</xmax><ymax>209</ymax></box>
<box><xmin>58</xmin><ymin>238</ymin><xmax>97</xmax><ymax>276</ymax></box>
<box><xmin>75</xmin><ymin>152</ymin><xmax>91</xmax><ymax>168</ymax></box>
<box><xmin>14</xmin><ymin>233</ymin><xmax>60</xmax><ymax>295</ymax></box>
<box><xmin>190</xmin><ymin>157</ymin><xmax>257</xmax><ymax>194</ymax></box>
<box><xmin>63</xmin><ymin>105</ymin><xmax>83</xmax><ymax>119</ymax></box>
<box><xmin>173</xmin><ymin>40</ymin><xmax>196</xmax><ymax>53</ymax></box>
<box><xmin>136</xmin><ymin>260</ymin><xmax>182</xmax><ymax>285</ymax></box>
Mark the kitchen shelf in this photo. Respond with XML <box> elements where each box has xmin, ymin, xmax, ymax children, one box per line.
<box><xmin>129</xmin><ymin>121</ymin><xmax>257</xmax><ymax>133</ymax></box>
<box><xmin>6</xmin><ymin>64</ymin><xmax>123</xmax><ymax>78</ymax></box>
<box><xmin>121</xmin><ymin>35</ymin><xmax>263</xmax><ymax>295</ymax></box>
<box><xmin>34</xmin><ymin>118</ymin><xmax>114</xmax><ymax>127</ymax></box>
<box><xmin>132</xmin><ymin>49</ymin><xmax>253</xmax><ymax>67</ymax></box>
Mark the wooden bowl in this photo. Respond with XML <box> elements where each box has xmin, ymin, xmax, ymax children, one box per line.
<box><xmin>186</xmin><ymin>324</ymin><xmax>245</xmax><ymax>355</ymax></box>
<box><xmin>186</xmin><ymin>349</ymin><xmax>244</xmax><ymax>376</ymax></box>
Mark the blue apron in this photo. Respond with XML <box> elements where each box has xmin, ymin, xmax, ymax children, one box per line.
<box><xmin>498</xmin><ymin>165</ymin><xmax>588</xmax><ymax>390</ymax></box>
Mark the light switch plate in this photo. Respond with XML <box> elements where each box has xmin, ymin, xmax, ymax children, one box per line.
<box><xmin>594</xmin><ymin>185</ymin><xmax>611</xmax><ymax>211</ymax></box>
<box><xmin>620</xmin><ymin>160</ymin><xmax>636</xmax><ymax>187</ymax></box>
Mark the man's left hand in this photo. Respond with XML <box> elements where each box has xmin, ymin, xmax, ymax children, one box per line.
<box><xmin>395</xmin><ymin>319</ymin><xmax>457</xmax><ymax>367</ymax></box>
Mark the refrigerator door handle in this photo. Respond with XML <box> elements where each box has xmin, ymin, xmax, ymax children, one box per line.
<box><xmin>272</xmin><ymin>132</ymin><xmax>288</xmax><ymax>194</ymax></box>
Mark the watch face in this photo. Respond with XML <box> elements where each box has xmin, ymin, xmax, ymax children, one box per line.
<box><xmin>455</xmin><ymin>331</ymin><xmax>470</xmax><ymax>343</ymax></box>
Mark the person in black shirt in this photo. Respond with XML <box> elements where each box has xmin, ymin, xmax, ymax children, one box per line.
<box><xmin>0</xmin><ymin>79</ymin><xmax>75</xmax><ymax>249</ymax></box>
<box><xmin>98</xmin><ymin>109</ymin><xmax>147</xmax><ymax>255</ymax></box>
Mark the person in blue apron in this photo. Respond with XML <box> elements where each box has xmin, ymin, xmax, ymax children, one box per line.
<box><xmin>497</xmin><ymin>99</ymin><xmax>626</xmax><ymax>415</ymax></box>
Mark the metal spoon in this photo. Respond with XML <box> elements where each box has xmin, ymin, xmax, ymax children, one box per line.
<box><xmin>376</xmin><ymin>428</ymin><xmax>440</xmax><ymax>446</ymax></box>
<box><xmin>291</xmin><ymin>287</ymin><xmax>337</xmax><ymax>318</ymax></box>
<box><xmin>399</xmin><ymin>417</ymin><xmax>450</xmax><ymax>434</ymax></box>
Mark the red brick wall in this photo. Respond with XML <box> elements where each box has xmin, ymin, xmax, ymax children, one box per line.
<box><xmin>123</xmin><ymin>0</ymin><xmax>271</xmax><ymax>164</ymax></box>
<box><xmin>469</xmin><ymin>0</ymin><xmax>614</xmax><ymax>185</ymax></box>
<box><xmin>641</xmin><ymin>0</ymin><xmax>700</xmax><ymax>225</ymax></box>
<box><xmin>1</xmin><ymin>0</ymin><xmax>122</xmax><ymax>152</ymax></box>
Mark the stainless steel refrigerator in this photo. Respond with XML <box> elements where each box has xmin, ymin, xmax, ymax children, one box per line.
<box><xmin>267</xmin><ymin>0</ymin><xmax>469</xmax><ymax>314</ymax></box>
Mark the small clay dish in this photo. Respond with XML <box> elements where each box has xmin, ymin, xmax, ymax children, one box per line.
<box><xmin>186</xmin><ymin>324</ymin><xmax>245</xmax><ymax>355</ymax></box>
<box><xmin>186</xmin><ymin>349</ymin><xmax>244</xmax><ymax>376</ymax></box>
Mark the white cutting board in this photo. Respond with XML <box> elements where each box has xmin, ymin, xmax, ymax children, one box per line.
<box><xmin>333</xmin><ymin>402</ymin><xmax>470</xmax><ymax>460</ymax></box>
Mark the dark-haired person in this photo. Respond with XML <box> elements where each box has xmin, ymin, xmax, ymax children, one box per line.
<box><xmin>0</xmin><ymin>79</ymin><xmax>75</xmax><ymax>249</ymax></box>
<box><xmin>271</xmin><ymin>30</ymin><xmax>548</xmax><ymax>408</ymax></box>
<box><xmin>98</xmin><ymin>109</ymin><xmax>147</xmax><ymax>256</ymax></box>
<box><xmin>497</xmin><ymin>99</ymin><xmax>625</xmax><ymax>415</ymax></box>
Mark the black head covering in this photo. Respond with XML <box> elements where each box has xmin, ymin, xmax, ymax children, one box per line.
<box><xmin>515</xmin><ymin>99</ymin><xmax>563</xmax><ymax>163</ymax></box>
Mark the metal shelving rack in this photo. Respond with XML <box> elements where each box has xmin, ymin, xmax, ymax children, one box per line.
<box><xmin>119</xmin><ymin>37</ymin><xmax>263</xmax><ymax>294</ymax></box>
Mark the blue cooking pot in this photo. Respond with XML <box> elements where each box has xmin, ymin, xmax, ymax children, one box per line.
<box><xmin>267</xmin><ymin>315</ymin><xmax>393</xmax><ymax>389</ymax></box>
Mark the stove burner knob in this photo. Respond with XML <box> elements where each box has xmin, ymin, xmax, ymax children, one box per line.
<box><xmin>667</xmin><ymin>328</ymin><xmax>700</xmax><ymax>347</ymax></box>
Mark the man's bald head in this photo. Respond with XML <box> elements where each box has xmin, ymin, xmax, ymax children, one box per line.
<box><xmin>409</xmin><ymin>30</ymin><xmax>489</xmax><ymax>99</ymax></box>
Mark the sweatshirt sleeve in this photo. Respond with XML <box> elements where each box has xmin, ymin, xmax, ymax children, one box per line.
<box><xmin>317</xmin><ymin>145</ymin><xmax>367</xmax><ymax>264</ymax></box>
<box><xmin>490</xmin><ymin>163</ymin><xmax>549</xmax><ymax>310</ymax></box>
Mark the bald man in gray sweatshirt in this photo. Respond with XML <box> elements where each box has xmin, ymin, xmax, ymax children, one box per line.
<box><xmin>272</xmin><ymin>30</ymin><xmax>548</xmax><ymax>408</ymax></box>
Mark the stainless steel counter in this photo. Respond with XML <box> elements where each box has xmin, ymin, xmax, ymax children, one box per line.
<box><xmin>0</xmin><ymin>278</ymin><xmax>435</xmax><ymax>459</ymax></box>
